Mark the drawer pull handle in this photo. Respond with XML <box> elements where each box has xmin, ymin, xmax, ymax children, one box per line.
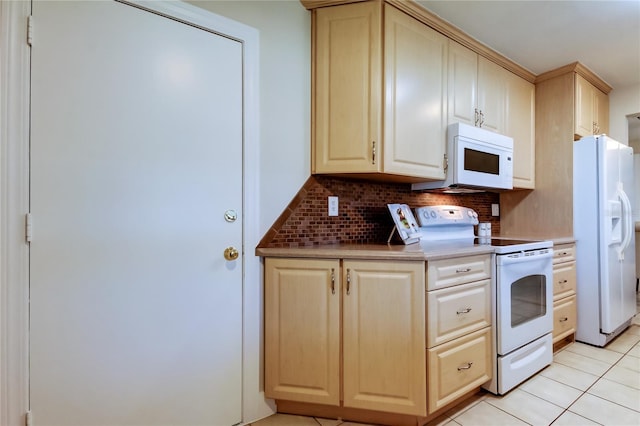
<box><xmin>559</xmin><ymin>317</ymin><xmax>569</xmax><ymax>322</ymax></box>
<box><xmin>559</xmin><ymin>279</ymin><xmax>568</xmax><ymax>284</ymax></box>
<box><xmin>457</xmin><ymin>362</ymin><xmax>473</xmax><ymax>371</ymax></box>
<box><xmin>331</xmin><ymin>268</ymin><xmax>335</xmax><ymax>295</ymax></box>
<box><xmin>457</xmin><ymin>308</ymin><xmax>472</xmax><ymax>315</ymax></box>
<box><xmin>456</xmin><ymin>268</ymin><xmax>471</xmax><ymax>273</ymax></box>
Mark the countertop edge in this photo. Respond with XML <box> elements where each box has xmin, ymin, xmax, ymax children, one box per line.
<box><xmin>256</xmin><ymin>243</ymin><xmax>495</xmax><ymax>261</ymax></box>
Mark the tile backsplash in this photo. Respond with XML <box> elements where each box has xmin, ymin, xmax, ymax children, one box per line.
<box><xmin>259</xmin><ymin>176</ymin><xmax>500</xmax><ymax>248</ymax></box>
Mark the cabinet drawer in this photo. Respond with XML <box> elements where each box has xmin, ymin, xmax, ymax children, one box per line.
<box><xmin>553</xmin><ymin>295</ymin><xmax>576</xmax><ymax>343</ymax></box>
<box><xmin>427</xmin><ymin>254</ymin><xmax>491</xmax><ymax>291</ymax></box>
<box><xmin>553</xmin><ymin>261</ymin><xmax>576</xmax><ymax>300</ymax></box>
<box><xmin>427</xmin><ymin>327</ymin><xmax>492</xmax><ymax>414</ymax></box>
<box><xmin>427</xmin><ymin>279</ymin><xmax>491</xmax><ymax>348</ymax></box>
<box><xmin>553</xmin><ymin>244</ymin><xmax>575</xmax><ymax>264</ymax></box>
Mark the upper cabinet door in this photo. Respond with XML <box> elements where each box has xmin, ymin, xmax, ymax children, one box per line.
<box><xmin>447</xmin><ymin>40</ymin><xmax>478</xmax><ymax>127</ymax></box>
<box><xmin>574</xmin><ymin>74</ymin><xmax>594</xmax><ymax>138</ymax></box>
<box><xmin>505</xmin><ymin>72</ymin><xmax>535</xmax><ymax>189</ymax></box>
<box><xmin>383</xmin><ymin>4</ymin><xmax>448</xmax><ymax>180</ymax></box>
<box><xmin>574</xmin><ymin>73</ymin><xmax>609</xmax><ymax>139</ymax></box>
<box><xmin>314</xmin><ymin>1</ymin><xmax>382</xmax><ymax>173</ymax></box>
<box><xmin>477</xmin><ymin>56</ymin><xmax>507</xmax><ymax>134</ymax></box>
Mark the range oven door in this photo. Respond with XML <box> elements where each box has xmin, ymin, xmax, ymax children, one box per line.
<box><xmin>496</xmin><ymin>249</ymin><xmax>553</xmax><ymax>355</ymax></box>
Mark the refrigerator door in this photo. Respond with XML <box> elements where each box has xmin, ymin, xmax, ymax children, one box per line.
<box><xmin>600</xmin><ymin>137</ymin><xmax>636</xmax><ymax>333</ymax></box>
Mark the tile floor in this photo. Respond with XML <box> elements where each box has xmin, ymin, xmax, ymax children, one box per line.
<box><xmin>251</xmin><ymin>298</ymin><xmax>640</xmax><ymax>426</ymax></box>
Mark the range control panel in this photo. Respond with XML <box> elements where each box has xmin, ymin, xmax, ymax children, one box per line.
<box><xmin>415</xmin><ymin>205</ymin><xmax>478</xmax><ymax>227</ymax></box>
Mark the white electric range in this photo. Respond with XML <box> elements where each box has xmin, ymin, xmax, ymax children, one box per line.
<box><xmin>416</xmin><ymin>205</ymin><xmax>554</xmax><ymax>395</ymax></box>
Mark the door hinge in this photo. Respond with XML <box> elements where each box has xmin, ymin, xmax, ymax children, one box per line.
<box><xmin>25</xmin><ymin>213</ymin><xmax>33</xmax><ymax>243</ymax></box>
<box><xmin>27</xmin><ymin>15</ymin><xmax>33</xmax><ymax>46</ymax></box>
<box><xmin>25</xmin><ymin>410</ymin><xmax>33</xmax><ymax>426</ymax></box>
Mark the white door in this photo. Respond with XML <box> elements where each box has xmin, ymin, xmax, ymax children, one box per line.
<box><xmin>29</xmin><ymin>1</ymin><xmax>243</xmax><ymax>425</ymax></box>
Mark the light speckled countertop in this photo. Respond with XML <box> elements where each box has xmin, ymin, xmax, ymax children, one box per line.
<box><xmin>256</xmin><ymin>235</ymin><xmax>575</xmax><ymax>261</ymax></box>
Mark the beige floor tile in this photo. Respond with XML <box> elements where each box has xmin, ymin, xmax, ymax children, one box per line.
<box><xmin>562</xmin><ymin>341</ymin><xmax>624</xmax><ymax>364</ymax></box>
<box><xmin>624</xmin><ymin>325</ymin><xmax>640</xmax><ymax>336</ymax></box>
<box><xmin>442</xmin><ymin>392</ymin><xmax>487</xmax><ymax>418</ymax></box>
<box><xmin>606</xmin><ymin>332</ymin><xmax>640</xmax><ymax>354</ymax></box>
<box><xmin>484</xmin><ymin>389</ymin><xmax>564</xmax><ymax>425</ymax></box>
<box><xmin>550</xmin><ymin>410</ymin><xmax>600</xmax><ymax>425</ymax></box>
<box><xmin>553</xmin><ymin>350</ymin><xmax>613</xmax><ymax>376</ymax></box>
<box><xmin>587</xmin><ymin>377</ymin><xmax>640</xmax><ymax>411</ymax></box>
<box><xmin>250</xmin><ymin>413</ymin><xmax>320</xmax><ymax>426</ymax></box>
<box><xmin>618</xmin><ymin>354</ymin><xmax>640</xmax><ymax>372</ymax></box>
<box><xmin>628</xmin><ymin>343</ymin><xmax>640</xmax><ymax>358</ymax></box>
<box><xmin>602</xmin><ymin>364</ymin><xmax>640</xmax><ymax>390</ymax></box>
<box><xmin>340</xmin><ymin>422</ymin><xmax>379</xmax><ymax>426</ymax></box>
<box><xmin>425</xmin><ymin>414</ymin><xmax>457</xmax><ymax>426</ymax></box>
<box><xmin>452</xmin><ymin>401</ymin><xmax>528</xmax><ymax>425</ymax></box>
<box><xmin>568</xmin><ymin>393</ymin><xmax>640</xmax><ymax>425</ymax></box>
<box><xmin>519</xmin><ymin>375</ymin><xmax>583</xmax><ymax>408</ymax></box>
<box><xmin>315</xmin><ymin>417</ymin><xmax>342</xmax><ymax>426</ymax></box>
<box><xmin>539</xmin><ymin>362</ymin><xmax>599</xmax><ymax>391</ymax></box>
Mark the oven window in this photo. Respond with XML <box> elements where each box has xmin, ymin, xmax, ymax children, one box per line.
<box><xmin>464</xmin><ymin>148</ymin><xmax>500</xmax><ymax>175</ymax></box>
<box><xmin>511</xmin><ymin>274</ymin><xmax>547</xmax><ymax>327</ymax></box>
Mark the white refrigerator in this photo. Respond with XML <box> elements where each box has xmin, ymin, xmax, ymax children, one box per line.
<box><xmin>574</xmin><ymin>135</ymin><xmax>637</xmax><ymax>347</ymax></box>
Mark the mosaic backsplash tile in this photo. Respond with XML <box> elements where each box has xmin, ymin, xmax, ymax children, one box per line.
<box><xmin>259</xmin><ymin>176</ymin><xmax>500</xmax><ymax>248</ymax></box>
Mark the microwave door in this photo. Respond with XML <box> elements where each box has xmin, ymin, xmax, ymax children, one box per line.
<box><xmin>454</xmin><ymin>138</ymin><xmax>512</xmax><ymax>189</ymax></box>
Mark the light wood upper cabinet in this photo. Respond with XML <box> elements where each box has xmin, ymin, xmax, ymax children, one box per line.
<box><xmin>448</xmin><ymin>40</ymin><xmax>505</xmax><ymax>134</ymax></box>
<box><xmin>314</xmin><ymin>1</ymin><xmax>448</xmax><ymax>181</ymax></box>
<box><xmin>575</xmin><ymin>74</ymin><xmax>609</xmax><ymax>139</ymax></box>
<box><xmin>505</xmin><ymin>72</ymin><xmax>536</xmax><ymax>189</ymax></box>
<box><xmin>264</xmin><ymin>258</ymin><xmax>341</xmax><ymax>405</ymax></box>
<box><xmin>342</xmin><ymin>260</ymin><xmax>426</xmax><ymax>416</ymax></box>
<box><xmin>448</xmin><ymin>40</ymin><xmax>535</xmax><ymax>188</ymax></box>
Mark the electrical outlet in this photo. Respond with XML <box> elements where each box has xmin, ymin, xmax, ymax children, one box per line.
<box><xmin>491</xmin><ymin>203</ymin><xmax>500</xmax><ymax>217</ymax></box>
<box><xmin>328</xmin><ymin>196</ymin><xmax>339</xmax><ymax>216</ymax></box>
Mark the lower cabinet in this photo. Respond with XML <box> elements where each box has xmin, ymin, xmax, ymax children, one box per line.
<box><xmin>264</xmin><ymin>254</ymin><xmax>494</xmax><ymax>419</ymax></box>
<box><xmin>552</xmin><ymin>244</ymin><xmax>577</xmax><ymax>345</ymax></box>
<box><xmin>264</xmin><ymin>257</ymin><xmax>427</xmax><ymax>416</ymax></box>
<box><xmin>426</xmin><ymin>255</ymin><xmax>493</xmax><ymax>413</ymax></box>
<box><xmin>427</xmin><ymin>328</ymin><xmax>492</xmax><ymax>413</ymax></box>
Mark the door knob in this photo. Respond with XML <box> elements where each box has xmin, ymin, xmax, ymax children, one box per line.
<box><xmin>224</xmin><ymin>247</ymin><xmax>239</xmax><ymax>261</ymax></box>
<box><xmin>224</xmin><ymin>210</ymin><xmax>237</xmax><ymax>222</ymax></box>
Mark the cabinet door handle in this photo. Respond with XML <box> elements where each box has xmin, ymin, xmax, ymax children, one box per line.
<box><xmin>457</xmin><ymin>307</ymin><xmax>472</xmax><ymax>315</ymax></box>
<box><xmin>559</xmin><ymin>317</ymin><xmax>569</xmax><ymax>322</ymax></box>
<box><xmin>479</xmin><ymin>110</ymin><xmax>485</xmax><ymax>127</ymax></box>
<box><xmin>457</xmin><ymin>362</ymin><xmax>473</xmax><ymax>371</ymax></box>
<box><xmin>456</xmin><ymin>268</ymin><xmax>471</xmax><ymax>273</ymax></box>
<box><xmin>371</xmin><ymin>141</ymin><xmax>376</xmax><ymax>165</ymax></box>
<box><xmin>346</xmin><ymin>269</ymin><xmax>351</xmax><ymax>295</ymax></box>
<box><xmin>474</xmin><ymin>108</ymin><xmax>479</xmax><ymax>126</ymax></box>
<box><xmin>331</xmin><ymin>268</ymin><xmax>335</xmax><ymax>295</ymax></box>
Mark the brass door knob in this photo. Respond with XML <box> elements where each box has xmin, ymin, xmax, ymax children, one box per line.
<box><xmin>224</xmin><ymin>247</ymin><xmax>239</xmax><ymax>261</ymax></box>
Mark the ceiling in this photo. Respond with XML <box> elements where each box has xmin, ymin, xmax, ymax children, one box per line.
<box><xmin>415</xmin><ymin>0</ymin><xmax>640</xmax><ymax>91</ymax></box>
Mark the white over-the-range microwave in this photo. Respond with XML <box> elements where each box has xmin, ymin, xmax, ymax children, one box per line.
<box><xmin>412</xmin><ymin>122</ymin><xmax>514</xmax><ymax>192</ymax></box>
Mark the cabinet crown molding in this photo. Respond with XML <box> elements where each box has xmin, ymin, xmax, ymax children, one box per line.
<box><xmin>301</xmin><ymin>0</ymin><xmax>536</xmax><ymax>83</ymax></box>
<box><xmin>534</xmin><ymin>62</ymin><xmax>612</xmax><ymax>94</ymax></box>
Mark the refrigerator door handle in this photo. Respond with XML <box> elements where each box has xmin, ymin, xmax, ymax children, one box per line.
<box><xmin>616</xmin><ymin>183</ymin><xmax>633</xmax><ymax>261</ymax></box>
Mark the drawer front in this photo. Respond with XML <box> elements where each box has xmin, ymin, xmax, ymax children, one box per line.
<box><xmin>427</xmin><ymin>279</ymin><xmax>491</xmax><ymax>348</ymax></box>
<box><xmin>427</xmin><ymin>254</ymin><xmax>491</xmax><ymax>291</ymax></box>
<box><xmin>553</xmin><ymin>261</ymin><xmax>576</xmax><ymax>300</ymax></box>
<box><xmin>553</xmin><ymin>244</ymin><xmax>575</xmax><ymax>265</ymax></box>
<box><xmin>427</xmin><ymin>327</ymin><xmax>492</xmax><ymax>414</ymax></box>
<box><xmin>553</xmin><ymin>295</ymin><xmax>576</xmax><ymax>343</ymax></box>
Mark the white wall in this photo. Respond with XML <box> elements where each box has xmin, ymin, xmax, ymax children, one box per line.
<box><xmin>609</xmin><ymin>82</ymin><xmax>640</xmax><ymax>144</ymax></box>
<box><xmin>187</xmin><ymin>1</ymin><xmax>311</xmax><ymax>233</ymax></box>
